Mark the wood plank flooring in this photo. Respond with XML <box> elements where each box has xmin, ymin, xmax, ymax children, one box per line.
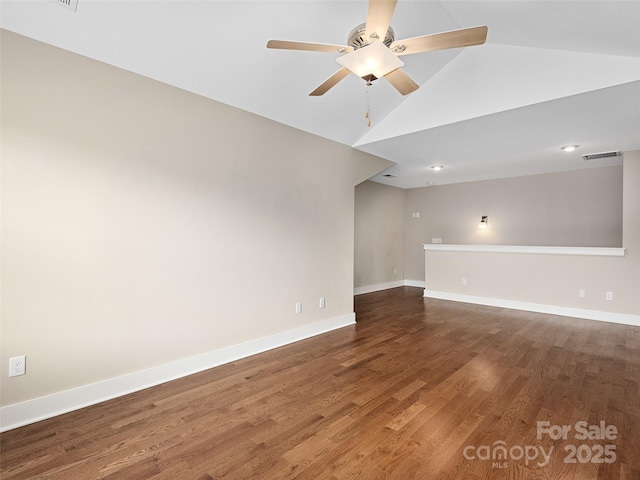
<box><xmin>1</xmin><ymin>287</ymin><xmax>639</xmax><ymax>479</ymax></box>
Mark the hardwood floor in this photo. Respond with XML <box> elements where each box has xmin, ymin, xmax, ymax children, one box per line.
<box><xmin>2</xmin><ymin>287</ymin><xmax>639</xmax><ymax>479</ymax></box>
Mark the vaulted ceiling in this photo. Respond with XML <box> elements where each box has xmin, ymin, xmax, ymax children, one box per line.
<box><xmin>2</xmin><ymin>0</ymin><xmax>639</xmax><ymax>188</ymax></box>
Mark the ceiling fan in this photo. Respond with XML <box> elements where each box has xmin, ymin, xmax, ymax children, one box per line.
<box><xmin>267</xmin><ymin>0</ymin><xmax>487</xmax><ymax>96</ymax></box>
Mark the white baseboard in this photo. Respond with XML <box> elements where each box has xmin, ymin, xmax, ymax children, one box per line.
<box><xmin>354</xmin><ymin>280</ymin><xmax>425</xmax><ymax>295</ymax></box>
<box><xmin>424</xmin><ymin>290</ymin><xmax>640</xmax><ymax>327</ymax></box>
<box><xmin>0</xmin><ymin>313</ymin><xmax>355</xmax><ymax>433</ymax></box>
<box><xmin>354</xmin><ymin>280</ymin><xmax>404</xmax><ymax>295</ymax></box>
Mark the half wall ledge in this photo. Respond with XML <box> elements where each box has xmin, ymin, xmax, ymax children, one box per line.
<box><xmin>422</xmin><ymin>243</ymin><xmax>639</xmax><ymax>326</ymax></box>
<box><xmin>423</xmin><ymin>244</ymin><xmax>625</xmax><ymax>257</ymax></box>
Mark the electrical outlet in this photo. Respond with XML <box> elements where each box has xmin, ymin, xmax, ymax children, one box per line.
<box><xmin>579</xmin><ymin>289</ymin><xmax>586</xmax><ymax>298</ymax></box>
<box><xmin>461</xmin><ymin>278</ymin><xmax>467</xmax><ymax>286</ymax></box>
<box><xmin>9</xmin><ymin>355</ymin><xmax>26</xmax><ymax>377</ymax></box>
<box><xmin>605</xmin><ymin>292</ymin><xmax>613</xmax><ymax>301</ymax></box>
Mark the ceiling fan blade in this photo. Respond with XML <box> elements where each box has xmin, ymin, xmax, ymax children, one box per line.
<box><xmin>309</xmin><ymin>68</ymin><xmax>351</xmax><ymax>96</ymax></box>
<box><xmin>364</xmin><ymin>0</ymin><xmax>398</xmax><ymax>44</ymax></box>
<box><xmin>384</xmin><ymin>68</ymin><xmax>419</xmax><ymax>95</ymax></box>
<box><xmin>390</xmin><ymin>26</ymin><xmax>488</xmax><ymax>56</ymax></box>
<box><xmin>267</xmin><ymin>40</ymin><xmax>353</xmax><ymax>54</ymax></box>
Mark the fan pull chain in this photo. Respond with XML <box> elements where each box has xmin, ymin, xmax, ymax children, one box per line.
<box><xmin>365</xmin><ymin>81</ymin><xmax>371</xmax><ymax>127</ymax></box>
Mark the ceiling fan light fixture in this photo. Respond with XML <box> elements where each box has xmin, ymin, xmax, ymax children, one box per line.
<box><xmin>337</xmin><ymin>42</ymin><xmax>403</xmax><ymax>79</ymax></box>
<box><xmin>268</xmin><ymin>2</ymin><xmax>488</xmax><ymax>100</ymax></box>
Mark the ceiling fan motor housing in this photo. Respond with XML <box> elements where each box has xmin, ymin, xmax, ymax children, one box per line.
<box><xmin>348</xmin><ymin>23</ymin><xmax>395</xmax><ymax>50</ymax></box>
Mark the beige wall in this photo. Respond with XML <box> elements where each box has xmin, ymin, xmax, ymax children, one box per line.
<box><xmin>621</xmin><ymin>151</ymin><xmax>640</xmax><ymax>313</ymax></box>
<box><xmin>0</xmin><ymin>31</ymin><xmax>391</xmax><ymax>407</ymax></box>
<box><xmin>424</xmin><ymin>151</ymin><xmax>640</xmax><ymax>316</ymax></box>
<box><xmin>354</xmin><ymin>181</ymin><xmax>405</xmax><ymax>288</ymax></box>
<box><xmin>404</xmin><ymin>166</ymin><xmax>623</xmax><ymax>282</ymax></box>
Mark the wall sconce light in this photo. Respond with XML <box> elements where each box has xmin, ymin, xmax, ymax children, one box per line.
<box><xmin>478</xmin><ymin>216</ymin><xmax>489</xmax><ymax>229</ymax></box>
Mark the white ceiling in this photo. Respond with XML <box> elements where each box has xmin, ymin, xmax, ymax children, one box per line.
<box><xmin>2</xmin><ymin>0</ymin><xmax>639</xmax><ymax>188</ymax></box>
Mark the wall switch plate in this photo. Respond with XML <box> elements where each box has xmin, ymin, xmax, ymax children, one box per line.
<box><xmin>319</xmin><ymin>297</ymin><xmax>325</xmax><ymax>309</ymax></box>
<box><xmin>295</xmin><ymin>302</ymin><xmax>302</xmax><ymax>314</ymax></box>
<box><xmin>579</xmin><ymin>289</ymin><xmax>586</xmax><ymax>298</ymax></box>
<box><xmin>9</xmin><ymin>355</ymin><xmax>26</xmax><ymax>377</ymax></box>
<box><xmin>605</xmin><ymin>292</ymin><xmax>613</xmax><ymax>301</ymax></box>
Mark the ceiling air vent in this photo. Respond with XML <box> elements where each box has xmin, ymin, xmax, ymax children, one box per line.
<box><xmin>581</xmin><ymin>151</ymin><xmax>621</xmax><ymax>161</ymax></box>
<box><xmin>50</xmin><ymin>0</ymin><xmax>79</xmax><ymax>12</ymax></box>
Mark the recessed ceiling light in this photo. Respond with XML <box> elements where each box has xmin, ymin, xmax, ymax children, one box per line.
<box><xmin>426</xmin><ymin>182</ymin><xmax>435</xmax><ymax>186</ymax></box>
<box><xmin>561</xmin><ymin>145</ymin><xmax>579</xmax><ymax>152</ymax></box>
<box><xmin>431</xmin><ymin>165</ymin><xmax>444</xmax><ymax>171</ymax></box>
